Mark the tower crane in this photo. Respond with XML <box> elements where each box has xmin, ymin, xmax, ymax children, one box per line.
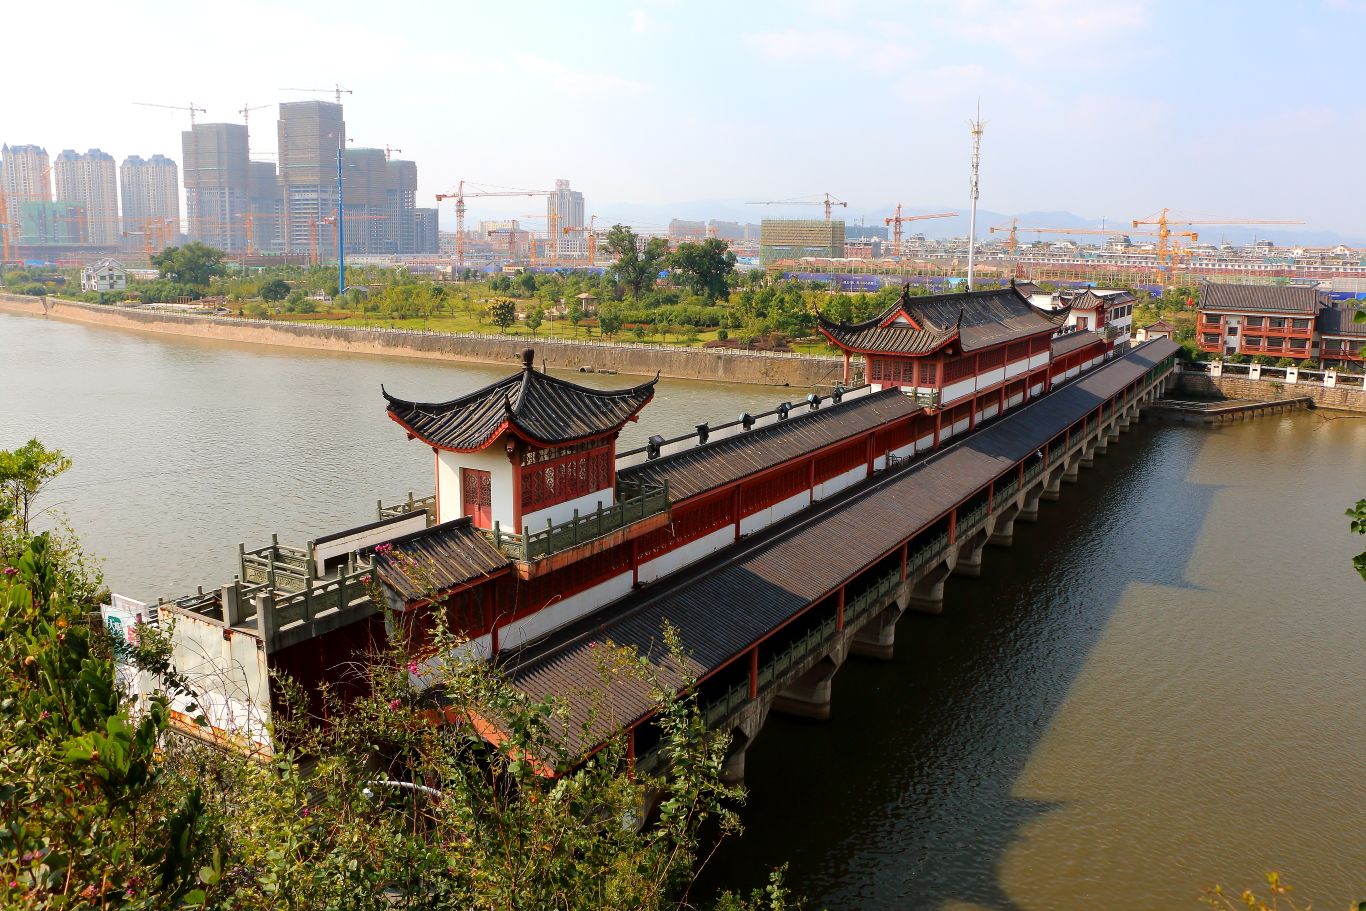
<box><xmin>1131</xmin><ymin>209</ymin><xmax>1304</xmax><ymax>265</ymax></box>
<box><xmin>991</xmin><ymin>218</ymin><xmax>1019</xmax><ymax>255</ymax></box>
<box><xmin>134</xmin><ymin>101</ymin><xmax>207</xmax><ymax>127</ymax></box>
<box><xmin>279</xmin><ymin>84</ymin><xmax>353</xmax><ymax>104</ymax></box>
<box><xmin>239</xmin><ymin>103</ymin><xmax>270</xmax><ymax>157</ymax></box>
<box><xmin>884</xmin><ymin>205</ymin><xmax>958</xmax><ymax>253</ymax></box>
<box><xmin>747</xmin><ymin>192</ymin><xmax>848</xmax><ymax>222</ymax></box>
<box><xmin>0</xmin><ymin>194</ymin><xmax>13</xmax><ymax>265</ymax></box>
<box><xmin>435</xmin><ymin>181</ymin><xmax>559</xmax><ymax>266</ymax></box>
<box><xmin>562</xmin><ymin>215</ymin><xmax>601</xmax><ymax>266</ymax></box>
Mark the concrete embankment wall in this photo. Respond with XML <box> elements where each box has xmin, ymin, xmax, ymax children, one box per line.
<box><xmin>0</xmin><ymin>294</ymin><xmax>849</xmax><ymax>388</ymax></box>
<box><xmin>1175</xmin><ymin>371</ymin><xmax>1366</xmax><ymax>413</ymax></box>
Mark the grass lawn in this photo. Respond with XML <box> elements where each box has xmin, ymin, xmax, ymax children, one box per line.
<box><xmin>275</xmin><ymin>309</ymin><xmax>843</xmax><ymax>356</ymax></box>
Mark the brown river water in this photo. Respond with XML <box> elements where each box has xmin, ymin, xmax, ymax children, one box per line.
<box><xmin>3</xmin><ymin>310</ymin><xmax>1364</xmax><ymax>910</ymax></box>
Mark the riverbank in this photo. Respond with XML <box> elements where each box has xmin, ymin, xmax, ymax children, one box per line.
<box><xmin>0</xmin><ymin>293</ymin><xmax>849</xmax><ymax>388</ymax></box>
<box><xmin>1175</xmin><ymin>369</ymin><xmax>1366</xmax><ymax>413</ymax></box>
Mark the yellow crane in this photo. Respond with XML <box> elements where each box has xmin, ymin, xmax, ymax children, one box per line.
<box><xmin>747</xmin><ymin>192</ymin><xmax>848</xmax><ymax>222</ymax></box>
<box><xmin>1132</xmin><ymin>209</ymin><xmax>1304</xmax><ymax>265</ymax></box>
<box><xmin>884</xmin><ymin>205</ymin><xmax>957</xmax><ymax>252</ymax></box>
<box><xmin>435</xmin><ymin>181</ymin><xmax>558</xmax><ymax>266</ymax></box>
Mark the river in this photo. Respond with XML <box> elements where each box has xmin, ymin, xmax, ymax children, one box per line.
<box><xmin>4</xmin><ymin>310</ymin><xmax>1365</xmax><ymax>910</ymax></box>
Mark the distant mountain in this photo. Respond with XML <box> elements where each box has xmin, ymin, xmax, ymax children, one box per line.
<box><xmin>591</xmin><ymin>199</ymin><xmax>1366</xmax><ymax>248</ymax></box>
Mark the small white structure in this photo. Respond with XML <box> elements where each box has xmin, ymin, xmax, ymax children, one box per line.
<box><xmin>81</xmin><ymin>258</ymin><xmax>128</xmax><ymax>293</ymax></box>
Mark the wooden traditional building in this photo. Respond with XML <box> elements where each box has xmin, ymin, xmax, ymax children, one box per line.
<box><xmin>384</xmin><ymin>348</ymin><xmax>656</xmax><ymax>535</ymax></box>
<box><xmin>817</xmin><ymin>284</ymin><xmax>1061</xmax><ymax>419</ymax></box>
<box><xmin>1063</xmin><ymin>288</ymin><xmax>1136</xmax><ymax>340</ymax></box>
<box><xmin>1317</xmin><ymin>306</ymin><xmax>1366</xmax><ymax>365</ymax></box>
<box><xmin>1197</xmin><ymin>283</ymin><xmax>1322</xmax><ymax>359</ymax></box>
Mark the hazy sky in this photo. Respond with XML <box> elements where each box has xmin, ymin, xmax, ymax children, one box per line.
<box><xmin>7</xmin><ymin>0</ymin><xmax>1364</xmax><ymax>234</ymax></box>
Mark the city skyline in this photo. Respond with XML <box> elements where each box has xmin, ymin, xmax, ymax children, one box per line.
<box><xmin>5</xmin><ymin>0</ymin><xmax>1365</xmax><ymax>240</ymax></box>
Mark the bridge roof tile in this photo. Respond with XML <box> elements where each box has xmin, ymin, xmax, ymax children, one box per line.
<box><xmin>375</xmin><ymin>518</ymin><xmax>510</xmax><ymax>603</ymax></box>
<box><xmin>503</xmin><ymin>339</ymin><xmax>1179</xmax><ymax>751</ymax></box>
<box><xmin>618</xmin><ymin>390</ymin><xmax>921</xmax><ymax>501</ymax></box>
<box><xmin>383</xmin><ymin>350</ymin><xmax>656</xmax><ymax>452</ymax></box>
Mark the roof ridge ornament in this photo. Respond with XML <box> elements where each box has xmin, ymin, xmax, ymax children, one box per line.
<box><xmin>522</xmin><ymin>347</ymin><xmax>535</xmax><ymax>371</ymax></box>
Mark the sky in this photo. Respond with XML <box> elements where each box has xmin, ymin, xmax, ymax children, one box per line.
<box><xmin>6</xmin><ymin>0</ymin><xmax>1365</xmax><ymax>238</ymax></box>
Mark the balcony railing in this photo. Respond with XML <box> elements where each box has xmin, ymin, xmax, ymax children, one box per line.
<box><xmin>487</xmin><ymin>481</ymin><xmax>670</xmax><ymax>562</ymax></box>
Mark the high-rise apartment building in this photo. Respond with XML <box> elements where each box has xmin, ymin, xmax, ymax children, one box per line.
<box><xmin>1</xmin><ymin>145</ymin><xmax>52</xmax><ymax>214</ymax></box>
<box><xmin>54</xmin><ymin>149</ymin><xmax>119</xmax><ymax>246</ymax></box>
<box><xmin>547</xmin><ymin>178</ymin><xmax>584</xmax><ymax>257</ymax></box>
<box><xmin>248</xmin><ymin>161</ymin><xmax>282</xmax><ymax>254</ymax></box>
<box><xmin>413</xmin><ymin>207</ymin><xmax>439</xmax><ymax>254</ymax></box>
<box><xmin>182</xmin><ymin>123</ymin><xmax>250</xmax><ymax>252</ymax></box>
<box><xmin>278</xmin><ymin>100</ymin><xmax>345</xmax><ymax>260</ymax></box>
<box><xmin>120</xmin><ymin>154</ymin><xmax>180</xmax><ymax>253</ymax></box>
<box><xmin>340</xmin><ymin>149</ymin><xmax>419</xmax><ymax>255</ymax></box>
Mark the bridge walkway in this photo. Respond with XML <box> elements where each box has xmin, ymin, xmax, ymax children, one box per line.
<box><xmin>502</xmin><ymin>339</ymin><xmax>1180</xmax><ymax>775</ymax></box>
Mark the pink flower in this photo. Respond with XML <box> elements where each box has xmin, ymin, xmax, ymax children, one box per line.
<box><xmin>360</xmin><ymin>574</ymin><xmax>372</xmax><ymax>584</ymax></box>
<box><xmin>407</xmin><ymin>662</ymin><xmax>419</xmax><ymax>675</ymax></box>
<box><xmin>38</xmin><ymin>711</ymin><xmax>49</xmax><ymax>721</ymax></box>
<box><xmin>300</xmin><ymin>807</ymin><xmax>310</xmax><ymax>818</ymax></box>
<box><xmin>388</xmin><ymin>698</ymin><xmax>401</xmax><ymax>711</ymax></box>
<box><xmin>375</xmin><ymin>543</ymin><xmax>393</xmax><ymax>554</ymax></box>
<box><xmin>2</xmin><ymin>567</ymin><xmax>16</xmax><ymax>577</ymax></box>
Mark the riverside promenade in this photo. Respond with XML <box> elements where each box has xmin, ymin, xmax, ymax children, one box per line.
<box><xmin>0</xmin><ymin>293</ymin><xmax>846</xmax><ymax>388</ymax></box>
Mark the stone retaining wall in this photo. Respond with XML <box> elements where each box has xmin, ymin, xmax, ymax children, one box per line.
<box><xmin>1175</xmin><ymin>371</ymin><xmax>1366</xmax><ymax>413</ymax></box>
<box><xmin>0</xmin><ymin>294</ymin><xmax>851</xmax><ymax>389</ymax></box>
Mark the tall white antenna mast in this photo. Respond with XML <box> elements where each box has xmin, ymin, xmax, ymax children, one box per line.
<box><xmin>967</xmin><ymin>101</ymin><xmax>984</xmax><ymax>291</ymax></box>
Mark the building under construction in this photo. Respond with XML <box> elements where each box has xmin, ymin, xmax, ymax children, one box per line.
<box><xmin>760</xmin><ymin>218</ymin><xmax>844</xmax><ymax>265</ymax></box>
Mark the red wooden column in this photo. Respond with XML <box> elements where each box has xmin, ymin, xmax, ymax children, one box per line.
<box><xmin>900</xmin><ymin>541</ymin><xmax>908</xmax><ymax>580</ymax></box>
<box><xmin>836</xmin><ymin>586</ymin><xmax>846</xmax><ymax>631</ymax></box>
<box><xmin>749</xmin><ymin>648</ymin><xmax>759</xmax><ymax>699</ymax></box>
<box><xmin>949</xmin><ymin>507</ymin><xmax>958</xmax><ymax>544</ymax></box>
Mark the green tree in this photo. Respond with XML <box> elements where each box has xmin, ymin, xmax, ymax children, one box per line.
<box><xmin>0</xmin><ymin>440</ymin><xmax>72</xmax><ymax>537</ymax></box>
<box><xmin>489</xmin><ymin>298</ymin><xmax>516</xmax><ymax>333</ymax></box>
<box><xmin>517</xmin><ymin>271</ymin><xmax>538</xmax><ymax>295</ymax></box>
<box><xmin>150</xmin><ymin>242</ymin><xmax>227</xmax><ymax>288</ymax></box>
<box><xmin>668</xmin><ymin>238</ymin><xmax>737</xmax><ymax>301</ymax></box>
<box><xmin>1</xmin><ymin>533</ymin><xmax>209</xmax><ymax>908</ymax></box>
<box><xmin>604</xmin><ymin>225</ymin><xmax>669</xmax><ymax>299</ymax></box>
<box><xmin>525</xmin><ymin>304</ymin><xmax>544</xmax><ymax>336</ymax></box>
<box><xmin>1349</xmin><ymin>499</ymin><xmax>1366</xmax><ymax>581</ymax></box>
<box><xmin>567</xmin><ymin>299</ymin><xmax>584</xmax><ymax>336</ymax></box>
<box><xmin>598</xmin><ymin>306</ymin><xmax>623</xmax><ymax>339</ymax></box>
<box><xmin>258</xmin><ymin>278</ymin><xmax>290</xmax><ymax>302</ymax></box>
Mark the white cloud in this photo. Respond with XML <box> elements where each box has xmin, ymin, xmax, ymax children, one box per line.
<box><xmin>748</xmin><ymin>27</ymin><xmax>916</xmax><ymax>73</ymax></box>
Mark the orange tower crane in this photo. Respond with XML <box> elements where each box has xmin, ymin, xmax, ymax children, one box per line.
<box><xmin>435</xmin><ymin>182</ymin><xmax>558</xmax><ymax>266</ymax></box>
<box><xmin>562</xmin><ymin>215</ymin><xmax>601</xmax><ymax>266</ymax></box>
<box><xmin>884</xmin><ymin>205</ymin><xmax>958</xmax><ymax>252</ymax></box>
<box><xmin>747</xmin><ymin>192</ymin><xmax>848</xmax><ymax>222</ymax></box>
<box><xmin>1132</xmin><ymin>209</ymin><xmax>1304</xmax><ymax>265</ymax></box>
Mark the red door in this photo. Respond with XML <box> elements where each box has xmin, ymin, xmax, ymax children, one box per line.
<box><xmin>461</xmin><ymin>468</ymin><xmax>492</xmax><ymax>527</ymax></box>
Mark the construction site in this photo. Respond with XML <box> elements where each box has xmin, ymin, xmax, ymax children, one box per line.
<box><xmin>3</xmin><ymin>92</ymin><xmax>1361</xmax><ymax>295</ymax></box>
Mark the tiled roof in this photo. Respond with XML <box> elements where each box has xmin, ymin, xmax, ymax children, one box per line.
<box><xmin>1050</xmin><ymin>329</ymin><xmax>1107</xmax><ymax>358</ymax></box>
<box><xmin>1199</xmin><ymin>283</ymin><xmax>1324</xmax><ymax>315</ymax></box>
<box><xmin>374</xmin><ymin>518</ymin><xmax>510</xmax><ymax>603</ymax></box>
<box><xmin>1317</xmin><ymin>307</ymin><xmax>1366</xmax><ymax>338</ymax></box>
<box><xmin>619</xmin><ymin>391</ymin><xmax>922</xmax><ymax>501</ymax></box>
<box><xmin>384</xmin><ymin>350</ymin><xmax>657</xmax><ymax>452</ymax></box>
<box><xmin>817</xmin><ymin>285</ymin><xmax>1057</xmax><ymax>355</ymax></box>
<box><xmin>503</xmin><ymin>340</ymin><xmax>1180</xmax><ymax>748</ymax></box>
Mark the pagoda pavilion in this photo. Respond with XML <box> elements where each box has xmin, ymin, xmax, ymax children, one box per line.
<box><xmin>384</xmin><ymin>349</ymin><xmax>656</xmax><ymax>535</ymax></box>
<box><xmin>817</xmin><ymin>284</ymin><xmax>1061</xmax><ymax>411</ymax></box>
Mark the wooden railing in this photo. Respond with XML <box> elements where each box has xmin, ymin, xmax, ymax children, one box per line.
<box><xmin>486</xmin><ymin>481</ymin><xmax>670</xmax><ymax>562</ymax></box>
<box><xmin>378</xmin><ymin>492</ymin><xmax>438</xmax><ymax>525</ymax></box>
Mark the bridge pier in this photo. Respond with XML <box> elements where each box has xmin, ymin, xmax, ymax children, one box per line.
<box><xmin>1018</xmin><ymin>485</ymin><xmax>1043</xmax><ymax>521</ymax></box>
<box><xmin>718</xmin><ymin>701</ymin><xmax>769</xmax><ymax>785</ymax></box>
<box><xmin>904</xmin><ymin>560</ymin><xmax>952</xmax><ymax>617</ymax></box>
<box><xmin>988</xmin><ymin>505</ymin><xmax>1019</xmax><ymax>546</ymax></box>
<box><xmin>953</xmin><ymin>533</ymin><xmax>986</xmax><ymax>577</ymax></box>
<box><xmin>1062</xmin><ymin>457</ymin><xmax>1081</xmax><ymax>482</ymax></box>
<box><xmin>1093</xmin><ymin>435</ymin><xmax>1108</xmax><ymax>455</ymax></box>
<box><xmin>851</xmin><ymin>597</ymin><xmax>904</xmax><ymax>660</ymax></box>
<box><xmin>773</xmin><ymin>652</ymin><xmax>843</xmax><ymax>720</ymax></box>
